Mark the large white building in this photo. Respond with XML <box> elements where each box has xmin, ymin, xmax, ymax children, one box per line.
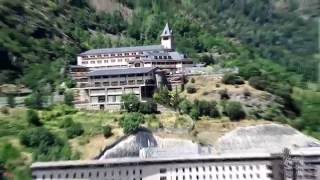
<box><xmin>31</xmin><ymin>147</ymin><xmax>320</xmax><ymax>180</ymax></box>
<box><xmin>76</xmin><ymin>23</ymin><xmax>192</xmax><ymax>72</ymax></box>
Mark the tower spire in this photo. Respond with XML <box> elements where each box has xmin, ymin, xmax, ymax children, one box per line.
<box><xmin>160</xmin><ymin>23</ymin><xmax>174</xmax><ymax>50</ymax></box>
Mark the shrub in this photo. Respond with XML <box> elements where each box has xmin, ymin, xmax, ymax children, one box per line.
<box><xmin>66</xmin><ymin>123</ymin><xmax>84</xmax><ymax>138</ymax></box>
<box><xmin>216</xmin><ymin>84</ymin><xmax>220</xmax><ymax>88</ymax></box>
<box><xmin>26</xmin><ymin>109</ymin><xmax>42</xmax><ymax>126</ymax></box>
<box><xmin>19</xmin><ymin>128</ymin><xmax>59</xmax><ymax>148</ymax></box>
<box><xmin>190</xmin><ymin>107</ymin><xmax>200</xmax><ymax>120</ymax></box>
<box><xmin>178</xmin><ymin>99</ymin><xmax>192</xmax><ymax>114</ymax></box>
<box><xmin>7</xmin><ymin>95</ymin><xmax>15</xmax><ymax>108</ymax></box>
<box><xmin>24</xmin><ymin>91</ymin><xmax>45</xmax><ymax>109</ymax></box>
<box><xmin>218</xmin><ymin>89</ymin><xmax>230</xmax><ymax>100</ymax></box>
<box><xmin>139</xmin><ymin>100</ymin><xmax>157</xmax><ymax>114</ymax></box>
<box><xmin>103</xmin><ymin>125</ymin><xmax>113</xmax><ymax>138</ymax></box>
<box><xmin>224</xmin><ymin>101</ymin><xmax>246</xmax><ymax>121</ymax></box>
<box><xmin>119</xmin><ymin>113</ymin><xmax>144</xmax><ymax>134</ymax></box>
<box><xmin>190</xmin><ymin>78</ymin><xmax>195</xmax><ymax>83</ymax></box>
<box><xmin>64</xmin><ymin>91</ymin><xmax>74</xmax><ymax>106</ymax></box>
<box><xmin>121</xmin><ymin>93</ymin><xmax>140</xmax><ymax>112</ymax></box>
<box><xmin>186</xmin><ymin>86</ymin><xmax>197</xmax><ymax>94</ymax></box>
<box><xmin>194</xmin><ymin>100</ymin><xmax>220</xmax><ymax>118</ymax></box>
<box><xmin>153</xmin><ymin>86</ymin><xmax>170</xmax><ymax>106</ymax></box>
<box><xmin>248</xmin><ymin>76</ymin><xmax>268</xmax><ymax>90</ymax></box>
<box><xmin>59</xmin><ymin>117</ymin><xmax>74</xmax><ymax>128</ymax></box>
<box><xmin>222</xmin><ymin>73</ymin><xmax>244</xmax><ymax>85</ymax></box>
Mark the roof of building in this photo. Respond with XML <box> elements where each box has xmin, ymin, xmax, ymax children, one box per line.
<box><xmin>88</xmin><ymin>67</ymin><xmax>157</xmax><ymax>77</ymax></box>
<box><xmin>80</xmin><ymin>45</ymin><xmax>164</xmax><ymax>56</ymax></box>
<box><xmin>31</xmin><ymin>152</ymin><xmax>278</xmax><ymax>170</ymax></box>
<box><xmin>161</xmin><ymin>23</ymin><xmax>172</xmax><ymax>37</ymax></box>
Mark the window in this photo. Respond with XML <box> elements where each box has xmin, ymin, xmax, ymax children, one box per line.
<box><xmin>160</xmin><ymin>177</ymin><xmax>167</xmax><ymax>180</ymax></box>
<box><xmin>94</xmin><ymin>82</ymin><xmax>101</xmax><ymax>87</ymax></box>
<box><xmin>104</xmin><ymin>60</ymin><xmax>108</xmax><ymax>63</ymax></box>
<box><xmin>267</xmin><ymin>165</ymin><xmax>273</xmax><ymax>170</ymax></box>
<box><xmin>111</xmin><ymin>81</ymin><xmax>118</xmax><ymax>86</ymax></box>
<box><xmin>196</xmin><ymin>167</ymin><xmax>199</xmax><ymax>172</ymax></box>
<box><xmin>88</xmin><ymin>172</ymin><xmax>91</xmax><ymax>178</ymax></box>
<box><xmin>97</xmin><ymin>60</ymin><xmax>102</xmax><ymax>63</ymax></box>
<box><xmin>58</xmin><ymin>174</ymin><xmax>61</xmax><ymax>178</ymax></box>
<box><xmin>182</xmin><ymin>168</ymin><xmax>185</xmax><ymax>173</ymax></box>
<box><xmin>66</xmin><ymin>174</ymin><xmax>69</xmax><ymax>178</ymax></box>
<box><xmin>119</xmin><ymin>171</ymin><xmax>121</xmax><ymax>175</ymax></box>
<box><xmin>189</xmin><ymin>167</ymin><xmax>192</xmax><ymax>172</ymax></box>
<box><xmin>137</xmin><ymin>80</ymin><xmax>143</xmax><ymax>84</ymax></box>
<box><xmin>140</xmin><ymin>169</ymin><xmax>142</xmax><ymax>175</ymax></box>
<box><xmin>126</xmin><ymin>170</ymin><xmax>129</xmax><ymax>176</ymax></box>
<box><xmin>103</xmin><ymin>82</ymin><xmax>109</xmax><ymax>86</ymax></box>
<box><xmin>118</xmin><ymin>59</ymin><xmax>122</xmax><ymax>62</ymax></box>
<box><xmin>111</xmin><ymin>59</ymin><xmax>115</xmax><ymax>62</ymax></box>
<box><xmin>42</xmin><ymin>175</ymin><xmax>46</xmax><ymax>179</ymax></box>
<box><xmin>160</xmin><ymin>168</ymin><xmax>167</xmax><ymax>174</ymax></box>
<box><xmin>133</xmin><ymin>170</ymin><xmax>136</xmax><ymax>175</ymax></box>
<box><xmin>176</xmin><ymin>168</ymin><xmax>178</xmax><ymax>172</ymax></box>
<box><xmin>111</xmin><ymin>54</ymin><xmax>115</xmax><ymax>57</ymax></box>
<box><xmin>120</xmin><ymin>81</ymin><xmax>126</xmax><ymax>85</ymax></box>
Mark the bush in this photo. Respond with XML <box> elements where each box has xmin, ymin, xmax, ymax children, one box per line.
<box><xmin>178</xmin><ymin>99</ymin><xmax>192</xmax><ymax>114</ymax></box>
<box><xmin>24</xmin><ymin>91</ymin><xmax>45</xmax><ymax>109</ymax></box>
<box><xmin>64</xmin><ymin>91</ymin><xmax>74</xmax><ymax>106</ymax></box>
<box><xmin>139</xmin><ymin>100</ymin><xmax>157</xmax><ymax>114</ymax></box>
<box><xmin>19</xmin><ymin>128</ymin><xmax>59</xmax><ymax>148</ymax></box>
<box><xmin>224</xmin><ymin>101</ymin><xmax>246</xmax><ymax>121</ymax></box>
<box><xmin>153</xmin><ymin>86</ymin><xmax>170</xmax><ymax>106</ymax></box>
<box><xmin>26</xmin><ymin>109</ymin><xmax>42</xmax><ymax>126</ymax></box>
<box><xmin>119</xmin><ymin>113</ymin><xmax>144</xmax><ymax>134</ymax></box>
<box><xmin>66</xmin><ymin>123</ymin><xmax>84</xmax><ymax>138</ymax></box>
<box><xmin>190</xmin><ymin>78</ymin><xmax>195</xmax><ymax>83</ymax></box>
<box><xmin>243</xmin><ymin>88</ymin><xmax>251</xmax><ymax>97</ymax></box>
<box><xmin>121</xmin><ymin>93</ymin><xmax>140</xmax><ymax>112</ymax></box>
<box><xmin>103</xmin><ymin>125</ymin><xmax>113</xmax><ymax>138</ymax></box>
<box><xmin>222</xmin><ymin>73</ymin><xmax>244</xmax><ymax>85</ymax></box>
<box><xmin>248</xmin><ymin>76</ymin><xmax>268</xmax><ymax>90</ymax></box>
<box><xmin>216</xmin><ymin>84</ymin><xmax>220</xmax><ymax>88</ymax></box>
<box><xmin>190</xmin><ymin>107</ymin><xmax>200</xmax><ymax>120</ymax></box>
<box><xmin>219</xmin><ymin>89</ymin><xmax>229</xmax><ymax>100</ymax></box>
<box><xmin>7</xmin><ymin>95</ymin><xmax>15</xmax><ymax>108</ymax></box>
<box><xmin>59</xmin><ymin>117</ymin><xmax>74</xmax><ymax>128</ymax></box>
<box><xmin>186</xmin><ymin>86</ymin><xmax>197</xmax><ymax>94</ymax></box>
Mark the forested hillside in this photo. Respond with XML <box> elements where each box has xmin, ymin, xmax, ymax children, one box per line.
<box><xmin>1</xmin><ymin>0</ymin><xmax>319</xmax><ymax>86</ymax></box>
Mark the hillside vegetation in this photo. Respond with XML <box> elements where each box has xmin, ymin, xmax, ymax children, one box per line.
<box><xmin>0</xmin><ymin>0</ymin><xmax>319</xmax><ymax>179</ymax></box>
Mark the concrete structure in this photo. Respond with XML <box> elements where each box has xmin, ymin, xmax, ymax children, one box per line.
<box><xmin>31</xmin><ymin>147</ymin><xmax>320</xmax><ymax>180</ymax></box>
<box><xmin>75</xmin><ymin>67</ymin><xmax>157</xmax><ymax>110</ymax></box>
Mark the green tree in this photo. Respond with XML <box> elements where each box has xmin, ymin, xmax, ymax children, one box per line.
<box><xmin>121</xmin><ymin>94</ymin><xmax>141</xmax><ymax>112</ymax></box>
<box><xmin>119</xmin><ymin>113</ymin><xmax>144</xmax><ymax>134</ymax></box>
<box><xmin>170</xmin><ymin>88</ymin><xmax>181</xmax><ymax>110</ymax></box>
<box><xmin>26</xmin><ymin>109</ymin><xmax>42</xmax><ymax>126</ymax></box>
<box><xmin>224</xmin><ymin>101</ymin><xmax>246</xmax><ymax>121</ymax></box>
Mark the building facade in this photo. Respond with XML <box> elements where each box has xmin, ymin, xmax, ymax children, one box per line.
<box><xmin>31</xmin><ymin>147</ymin><xmax>320</xmax><ymax>180</ymax></box>
<box><xmin>76</xmin><ymin>23</ymin><xmax>192</xmax><ymax>72</ymax></box>
<box><xmin>74</xmin><ymin>67</ymin><xmax>157</xmax><ymax>110</ymax></box>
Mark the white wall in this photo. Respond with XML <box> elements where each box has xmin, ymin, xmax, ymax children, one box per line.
<box><xmin>32</xmin><ymin>160</ymin><xmax>281</xmax><ymax>180</ymax></box>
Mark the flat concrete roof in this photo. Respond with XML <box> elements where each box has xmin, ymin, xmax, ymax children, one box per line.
<box><xmin>31</xmin><ymin>153</ymin><xmax>278</xmax><ymax>170</ymax></box>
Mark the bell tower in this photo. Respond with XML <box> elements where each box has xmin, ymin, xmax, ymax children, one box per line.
<box><xmin>161</xmin><ymin>23</ymin><xmax>175</xmax><ymax>50</ymax></box>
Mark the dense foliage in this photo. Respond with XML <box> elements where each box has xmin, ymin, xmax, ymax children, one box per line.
<box><xmin>121</xmin><ymin>94</ymin><xmax>157</xmax><ymax>114</ymax></box>
<box><xmin>119</xmin><ymin>113</ymin><xmax>144</xmax><ymax>134</ymax></box>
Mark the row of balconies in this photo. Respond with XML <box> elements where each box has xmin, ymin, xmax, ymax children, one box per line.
<box><xmin>87</xmin><ymin>79</ymin><xmax>155</xmax><ymax>88</ymax></box>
